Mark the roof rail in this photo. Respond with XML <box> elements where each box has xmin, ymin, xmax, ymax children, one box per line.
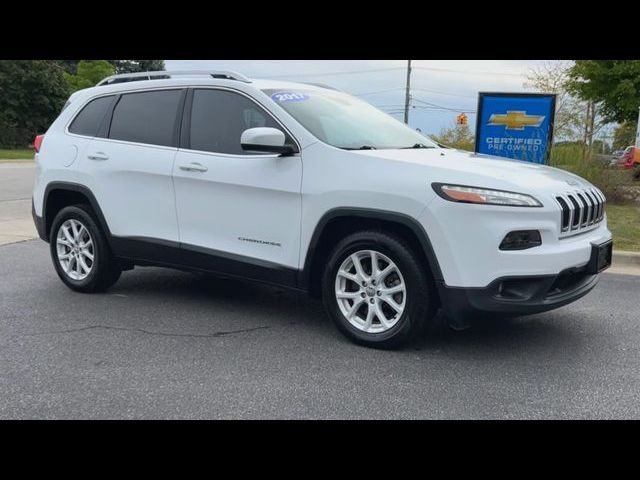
<box><xmin>96</xmin><ymin>70</ymin><xmax>252</xmax><ymax>86</ymax></box>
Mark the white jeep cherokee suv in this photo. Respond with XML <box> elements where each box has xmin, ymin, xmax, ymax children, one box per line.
<box><xmin>32</xmin><ymin>70</ymin><xmax>613</xmax><ymax>348</ymax></box>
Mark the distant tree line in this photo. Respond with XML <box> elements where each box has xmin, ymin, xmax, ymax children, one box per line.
<box><xmin>0</xmin><ymin>60</ymin><xmax>165</xmax><ymax>148</ymax></box>
<box><xmin>524</xmin><ymin>60</ymin><xmax>640</xmax><ymax>158</ymax></box>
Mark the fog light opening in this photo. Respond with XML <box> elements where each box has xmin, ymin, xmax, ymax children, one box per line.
<box><xmin>499</xmin><ymin>230</ymin><xmax>542</xmax><ymax>251</ymax></box>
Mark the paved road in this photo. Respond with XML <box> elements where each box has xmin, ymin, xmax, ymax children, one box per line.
<box><xmin>1</xmin><ymin>239</ymin><xmax>639</xmax><ymax>419</ymax></box>
<box><xmin>0</xmin><ymin>162</ymin><xmax>36</xmax><ymax>245</ymax></box>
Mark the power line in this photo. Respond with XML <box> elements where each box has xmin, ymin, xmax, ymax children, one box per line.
<box><xmin>412</xmin><ymin>87</ymin><xmax>476</xmax><ymax>99</ymax></box>
<box><xmin>258</xmin><ymin>66</ymin><xmax>405</xmax><ymax>79</ymax></box>
<box><xmin>257</xmin><ymin>64</ymin><xmax>524</xmax><ymax>80</ymax></box>
<box><xmin>372</xmin><ymin>104</ymin><xmax>407</xmax><ymax>108</ymax></box>
<box><xmin>412</xmin><ymin>65</ymin><xmax>522</xmax><ymax>78</ymax></box>
<box><xmin>353</xmin><ymin>87</ymin><xmax>405</xmax><ymax>96</ymax></box>
<box><xmin>355</xmin><ymin>86</ymin><xmax>477</xmax><ymax>100</ymax></box>
<box><xmin>412</xmin><ymin>97</ymin><xmax>476</xmax><ymax>113</ymax></box>
<box><xmin>383</xmin><ymin>106</ymin><xmax>477</xmax><ymax>114</ymax></box>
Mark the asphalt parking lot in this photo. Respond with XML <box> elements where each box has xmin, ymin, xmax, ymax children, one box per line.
<box><xmin>1</xmin><ymin>161</ymin><xmax>639</xmax><ymax>419</ymax></box>
<box><xmin>1</xmin><ymin>238</ymin><xmax>639</xmax><ymax>419</ymax></box>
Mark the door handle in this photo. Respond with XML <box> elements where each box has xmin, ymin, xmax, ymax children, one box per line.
<box><xmin>179</xmin><ymin>162</ymin><xmax>208</xmax><ymax>172</ymax></box>
<box><xmin>87</xmin><ymin>152</ymin><xmax>109</xmax><ymax>161</ymax></box>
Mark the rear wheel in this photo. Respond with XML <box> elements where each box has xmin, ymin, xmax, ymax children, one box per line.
<box><xmin>50</xmin><ymin>205</ymin><xmax>121</xmax><ymax>293</ymax></box>
<box><xmin>321</xmin><ymin>230</ymin><xmax>436</xmax><ymax>348</ymax></box>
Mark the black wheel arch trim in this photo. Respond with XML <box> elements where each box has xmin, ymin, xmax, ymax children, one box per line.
<box><xmin>298</xmin><ymin>207</ymin><xmax>444</xmax><ymax>289</ymax></box>
<box><xmin>42</xmin><ymin>182</ymin><xmax>112</xmax><ymax>242</ymax></box>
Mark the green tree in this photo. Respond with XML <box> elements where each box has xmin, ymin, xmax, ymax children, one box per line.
<box><xmin>430</xmin><ymin>122</ymin><xmax>475</xmax><ymax>151</ymax></box>
<box><xmin>57</xmin><ymin>60</ymin><xmax>80</xmax><ymax>75</ymax></box>
<box><xmin>58</xmin><ymin>60</ymin><xmax>166</xmax><ymax>76</ymax></box>
<box><xmin>612</xmin><ymin>121</ymin><xmax>637</xmax><ymax>150</ymax></box>
<box><xmin>567</xmin><ymin>60</ymin><xmax>640</xmax><ymax>124</ymax></box>
<box><xmin>109</xmin><ymin>60</ymin><xmax>165</xmax><ymax>74</ymax></box>
<box><xmin>0</xmin><ymin>60</ymin><xmax>69</xmax><ymax>148</ymax></box>
<box><xmin>64</xmin><ymin>60</ymin><xmax>115</xmax><ymax>93</ymax></box>
<box><xmin>524</xmin><ymin>61</ymin><xmax>585</xmax><ymax>141</ymax></box>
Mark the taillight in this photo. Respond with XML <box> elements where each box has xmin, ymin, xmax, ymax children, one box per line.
<box><xmin>34</xmin><ymin>134</ymin><xmax>44</xmax><ymax>153</ymax></box>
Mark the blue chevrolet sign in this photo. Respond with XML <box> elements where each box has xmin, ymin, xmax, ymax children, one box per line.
<box><xmin>475</xmin><ymin>93</ymin><xmax>556</xmax><ymax>164</ymax></box>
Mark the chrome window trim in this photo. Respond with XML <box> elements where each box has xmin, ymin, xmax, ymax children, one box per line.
<box><xmin>63</xmin><ymin>84</ymin><xmax>302</xmax><ymax>156</ymax></box>
<box><xmin>64</xmin><ymin>86</ymin><xmax>186</xmax><ymax>145</ymax></box>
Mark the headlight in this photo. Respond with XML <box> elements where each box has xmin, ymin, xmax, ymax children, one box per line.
<box><xmin>432</xmin><ymin>183</ymin><xmax>543</xmax><ymax>207</ymax></box>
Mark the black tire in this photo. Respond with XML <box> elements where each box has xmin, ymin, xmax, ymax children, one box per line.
<box><xmin>49</xmin><ymin>204</ymin><xmax>121</xmax><ymax>293</ymax></box>
<box><xmin>321</xmin><ymin>230</ymin><xmax>437</xmax><ymax>349</ymax></box>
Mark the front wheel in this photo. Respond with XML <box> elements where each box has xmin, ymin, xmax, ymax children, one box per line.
<box><xmin>321</xmin><ymin>231</ymin><xmax>436</xmax><ymax>349</ymax></box>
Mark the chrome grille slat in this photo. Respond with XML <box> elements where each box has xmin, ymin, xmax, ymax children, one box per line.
<box><xmin>555</xmin><ymin>186</ymin><xmax>606</xmax><ymax>238</ymax></box>
<box><xmin>584</xmin><ymin>191</ymin><xmax>595</xmax><ymax>225</ymax></box>
<box><xmin>591</xmin><ymin>189</ymin><xmax>600</xmax><ymax>221</ymax></box>
<box><xmin>593</xmin><ymin>189</ymin><xmax>602</xmax><ymax>221</ymax></box>
<box><xmin>556</xmin><ymin>196</ymin><xmax>570</xmax><ymax>231</ymax></box>
<box><xmin>576</xmin><ymin>193</ymin><xmax>588</xmax><ymax>227</ymax></box>
<box><xmin>596</xmin><ymin>189</ymin><xmax>606</xmax><ymax>221</ymax></box>
<box><xmin>567</xmin><ymin>195</ymin><xmax>581</xmax><ymax>230</ymax></box>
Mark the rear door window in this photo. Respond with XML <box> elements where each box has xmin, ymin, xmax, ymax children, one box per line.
<box><xmin>109</xmin><ymin>90</ymin><xmax>183</xmax><ymax>147</ymax></box>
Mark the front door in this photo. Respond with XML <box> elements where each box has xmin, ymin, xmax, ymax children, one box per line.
<box><xmin>172</xmin><ymin>88</ymin><xmax>302</xmax><ymax>271</ymax></box>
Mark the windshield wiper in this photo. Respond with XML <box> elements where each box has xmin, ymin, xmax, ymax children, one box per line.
<box><xmin>402</xmin><ymin>143</ymin><xmax>435</xmax><ymax>149</ymax></box>
<box><xmin>342</xmin><ymin>145</ymin><xmax>377</xmax><ymax>150</ymax></box>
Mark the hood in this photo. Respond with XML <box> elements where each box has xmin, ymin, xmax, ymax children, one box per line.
<box><xmin>356</xmin><ymin>147</ymin><xmax>595</xmax><ymax>195</ymax></box>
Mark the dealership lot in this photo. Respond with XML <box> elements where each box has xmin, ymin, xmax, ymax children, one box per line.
<box><xmin>1</xmin><ymin>239</ymin><xmax>639</xmax><ymax>419</ymax></box>
<box><xmin>1</xmin><ymin>161</ymin><xmax>639</xmax><ymax>419</ymax></box>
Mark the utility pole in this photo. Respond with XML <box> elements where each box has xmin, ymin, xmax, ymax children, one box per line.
<box><xmin>403</xmin><ymin>60</ymin><xmax>412</xmax><ymax>124</ymax></box>
<box><xmin>636</xmin><ymin>106</ymin><xmax>640</xmax><ymax>147</ymax></box>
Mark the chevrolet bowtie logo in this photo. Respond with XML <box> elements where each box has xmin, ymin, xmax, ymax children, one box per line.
<box><xmin>488</xmin><ymin>111</ymin><xmax>545</xmax><ymax>130</ymax></box>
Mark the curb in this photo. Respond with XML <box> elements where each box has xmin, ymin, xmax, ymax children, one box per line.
<box><xmin>612</xmin><ymin>250</ymin><xmax>640</xmax><ymax>267</ymax></box>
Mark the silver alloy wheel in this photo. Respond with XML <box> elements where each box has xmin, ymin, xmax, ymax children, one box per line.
<box><xmin>56</xmin><ymin>219</ymin><xmax>94</xmax><ymax>281</ymax></box>
<box><xmin>335</xmin><ymin>249</ymin><xmax>407</xmax><ymax>333</ymax></box>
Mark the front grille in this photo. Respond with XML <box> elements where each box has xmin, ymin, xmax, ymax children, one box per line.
<box><xmin>555</xmin><ymin>187</ymin><xmax>606</xmax><ymax>237</ymax></box>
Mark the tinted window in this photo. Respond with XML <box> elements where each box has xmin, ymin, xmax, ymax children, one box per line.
<box><xmin>68</xmin><ymin>95</ymin><xmax>114</xmax><ymax>136</ymax></box>
<box><xmin>189</xmin><ymin>89</ymin><xmax>293</xmax><ymax>155</ymax></box>
<box><xmin>109</xmin><ymin>90</ymin><xmax>183</xmax><ymax>147</ymax></box>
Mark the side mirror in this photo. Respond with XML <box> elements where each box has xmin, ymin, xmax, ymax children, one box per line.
<box><xmin>240</xmin><ymin>127</ymin><xmax>296</xmax><ymax>155</ymax></box>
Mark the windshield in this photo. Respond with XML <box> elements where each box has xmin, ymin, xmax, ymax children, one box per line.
<box><xmin>263</xmin><ymin>88</ymin><xmax>438</xmax><ymax>150</ymax></box>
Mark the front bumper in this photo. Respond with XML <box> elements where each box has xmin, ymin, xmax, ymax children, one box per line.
<box><xmin>419</xmin><ymin>198</ymin><xmax>613</xmax><ymax>288</ymax></box>
<box><xmin>438</xmin><ymin>260</ymin><xmax>604</xmax><ymax>328</ymax></box>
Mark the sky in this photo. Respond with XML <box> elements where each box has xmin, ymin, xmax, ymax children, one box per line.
<box><xmin>165</xmin><ymin>60</ymin><xmax>551</xmax><ymax>134</ymax></box>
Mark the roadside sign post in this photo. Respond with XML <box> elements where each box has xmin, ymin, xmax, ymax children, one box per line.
<box><xmin>475</xmin><ymin>92</ymin><xmax>556</xmax><ymax>164</ymax></box>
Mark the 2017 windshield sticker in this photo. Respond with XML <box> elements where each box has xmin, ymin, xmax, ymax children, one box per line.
<box><xmin>271</xmin><ymin>91</ymin><xmax>309</xmax><ymax>102</ymax></box>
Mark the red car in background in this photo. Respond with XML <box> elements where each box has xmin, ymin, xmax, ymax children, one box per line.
<box><xmin>616</xmin><ymin>146</ymin><xmax>640</xmax><ymax>169</ymax></box>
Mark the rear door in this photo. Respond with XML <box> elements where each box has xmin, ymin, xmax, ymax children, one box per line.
<box><xmin>81</xmin><ymin>88</ymin><xmax>185</xmax><ymax>243</ymax></box>
<box><xmin>172</xmin><ymin>87</ymin><xmax>302</xmax><ymax>270</ymax></box>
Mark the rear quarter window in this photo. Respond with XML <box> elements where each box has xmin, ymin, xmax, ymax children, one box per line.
<box><xmin>68</xmin><ymin>95</ymin><xmax>115</xmax><ymax>137</ymax></box>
